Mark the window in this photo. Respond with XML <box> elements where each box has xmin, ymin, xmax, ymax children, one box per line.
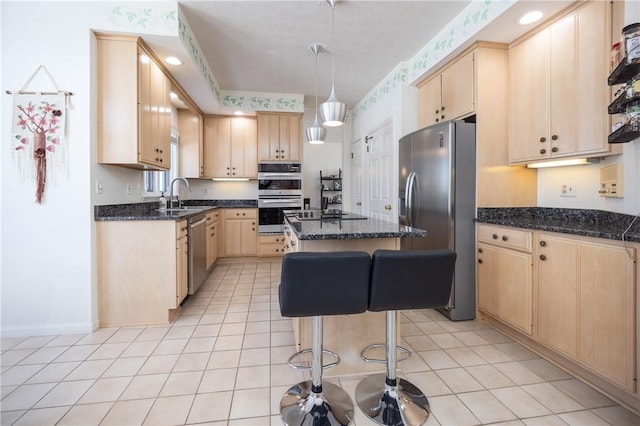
<box><xmin>144</xmin><ymin>132</ymin><xmax>179</xmax><ymax>196</ymax></box>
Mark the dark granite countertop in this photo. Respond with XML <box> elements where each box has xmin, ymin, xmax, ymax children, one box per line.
<box><xmin>94</xmin><ymin>200</ymin><xmax>257</xmax><ymax>221</ymax></box>
<box><xmin>285</xmin><ymin>214</ymin><xmax>426</xmax><ymax>241</ymax></box>
<box><xmin>476</xmin><ymin>208</ymin><xmax>640</xmax><ymax>243</ymax></box>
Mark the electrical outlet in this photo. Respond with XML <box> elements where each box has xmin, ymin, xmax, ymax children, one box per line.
<box><xmin>126</xmin><ymin>183</ymin><xmax>132</xmax><ymax>195</ymax></box>
<box><xmin>96</xmin><ymin>181</ymin><xmax>104</xmax><ymax>194</ymax></box>
<box><xmin>204</xmin><ymin>187</ymin><xmax>209</xmax><ymax>195</ymax></box>
<box><xmin>560</xmin><ymin>183</ymin><xmax>576</xmax><ymax>197</ymax></box>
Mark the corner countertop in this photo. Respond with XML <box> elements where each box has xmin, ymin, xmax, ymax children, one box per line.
<box><xmin>94</xmin><ymin>200</ymin><xmax>257</xmax><ymax>221</ymax></box>
<box><xmin>285</xmin><ymin>213</ymin><xmax>426</xmax><ymax>241</ymax></box>
<box><xmin>476</xmin><ymin>207</ymin><xmax>640</xmax><ymax>243</ymax></box>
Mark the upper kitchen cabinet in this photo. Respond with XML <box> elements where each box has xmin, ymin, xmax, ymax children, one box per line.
<box><xmin>508</xmin><ymin>1</ymin><xmax>622</xmax><ymax>164</ymax></box>
<box><xmin>177</xmin><ymin>92</ymin><xmax>204</xmax><ymax>178</ymax></box>
<box><xmin>257</xmin><ymin>112</ymin><xmax>302</xmax><ymax>162</ymax></box>
<box><xmin>418</xmin><ymin>42</ymin><xmax>536</xmax><ymax>207</ymax></box>
<box><xmin>203</xmin><ymin>115</ymin><xmax>257</xmax><ymax>178</ymax></box>
<box><xmin>97</xmin><ymin>34</ymin><xmax>171</xmax><ymax>170</ymax></box>
<box><xmin>417</xmin><ymin>51</ymin><xmax>474</xmax><ymax>128</ymax></box>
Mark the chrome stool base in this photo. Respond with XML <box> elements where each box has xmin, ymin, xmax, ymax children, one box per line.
<box><xmin>280</xmin><ymin>381</ymin><xmax>354</xmax><ymax>426</ymax></box>
<box><xmin>355</xmin><ymin>374</ymin><xmax>429</xmax><ymax>426</ymax></box>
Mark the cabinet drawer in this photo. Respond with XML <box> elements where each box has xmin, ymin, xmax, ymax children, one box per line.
<box><xmin>259</xmin><ymin>243</ymin><xmax>286</xmax><ymax>257</ymax></box>
<box><xmin>260</xmin><ymin>234</ymin><xmax>285</xmax><ymax>245</ymax></box>
<box><xmin>478</xmin><ymin>225</ymin><xmax>532</xmax><ymax>252</ymax></box>
<box><xmin>224</xmin><ymin>208</ymin><xmax>257</xmax><ymax>219</ymax></box>
<box><xmin>206</xmin><ymin>210</ymin><xmax>220</xmax><ymax>222</ymax></box>
<box><xmin>176</xmin><ymin>220</ymin><xmax>188</xmax><ymax>240</ymax></box>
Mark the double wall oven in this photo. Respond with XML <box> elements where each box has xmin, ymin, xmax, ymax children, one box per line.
<box><xmin>258</xmin><ymin>163</ymin><xmax>302</xmax><ymax>234</ymax></box>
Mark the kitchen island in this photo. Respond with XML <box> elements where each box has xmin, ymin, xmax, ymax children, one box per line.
<box><xmin>283</xmin><ymin>210</ymin><xmax>426</xmax><ymax>376</ymax></box>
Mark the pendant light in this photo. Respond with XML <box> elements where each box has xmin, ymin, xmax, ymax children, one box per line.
<box><xmin>320</xmin><ymin>0</ymin><xmax>347</xmax><ymax>127</ymax></box>
<box><xmin>306</xmin><ymin>44</ymin><xmax>326</xmax><ymax>144</ymax></box>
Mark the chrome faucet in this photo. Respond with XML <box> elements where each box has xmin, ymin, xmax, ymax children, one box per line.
<box><xmin>169</xmin><ymin>177</ymin><xmax>191</xmax><ymax>209</ymax></box>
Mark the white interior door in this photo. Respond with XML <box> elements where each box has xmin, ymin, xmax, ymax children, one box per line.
<box><xmin>366</xmin><ymin>121</ymin><xmax>394</xmax><ymax>222</ymax></box>
<box><xmin>351</xmin><ymin>139</ymin><xmax>363</xmax><ymax>215</ymax></box>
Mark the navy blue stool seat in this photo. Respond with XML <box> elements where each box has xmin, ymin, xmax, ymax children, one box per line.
<box><xmin>279</xmin><ymin>251</ymin><xmax>371</xmax><ymax>426</ymax></box>
<box><xmin>356</xmin><ymin>249</ymin><xmax>456</xmax><ymax>426</ymax></box>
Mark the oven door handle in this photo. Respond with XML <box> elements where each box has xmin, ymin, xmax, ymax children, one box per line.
<box><xmin>259</xmin><ymin>199</ymin><xmax>301</xmax><ymax>204</ymax></box>
<box><xmin>258</xmin><ymin>173</ymin><xmax>300</xmax><ymax>178</ymax></box>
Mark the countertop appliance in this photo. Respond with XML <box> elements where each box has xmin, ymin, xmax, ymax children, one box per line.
<box><xmin>258</xmin><ymin>163</ymin><xmax>302</xmax><ymax>234</ymax></box>
<box><xmin>188</xmin><ymin>212</ymin><xmax>207</xmax><ymax>295</ymax></box>
<box><xmin>399</xmin><ymin>120</ymin><xmax>476</xmax><ymax>321</ymax></box>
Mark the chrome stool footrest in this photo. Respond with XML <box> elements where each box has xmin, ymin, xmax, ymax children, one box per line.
<box><xmin>360</xmin><ymin>343</ymin><xmax>411</xmax><ymax>364</ymax></box>
<box><xmin>287</xmin><ymin>348</ymin><xmax>341</xmax><ymax>371</ymax></box>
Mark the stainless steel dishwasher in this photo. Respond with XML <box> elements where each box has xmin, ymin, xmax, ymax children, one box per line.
<box><xmin>188</xmin><ymin>212</ymin><xmax>207</xmax><ymax>295</ymax></box>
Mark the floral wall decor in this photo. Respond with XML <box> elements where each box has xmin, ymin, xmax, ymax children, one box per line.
<box><xmin>11</xmin><ymin>93</ymin><xmax>67</xmax><ymax>204</ymax></box>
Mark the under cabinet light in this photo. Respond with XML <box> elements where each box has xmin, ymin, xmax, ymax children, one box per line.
<box><xmin>526</xmin><ymin>158</ymin><xmax>600</xmax><ymax>169</ymax></box>
<box><xmin>212</xmin><ymin>178</ymin><xmax>251</xmax><ymax>182</ymax></box>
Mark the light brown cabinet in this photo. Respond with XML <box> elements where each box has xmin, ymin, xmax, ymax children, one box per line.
<box><xmin>204</xmin><ymin>116</ymin><xmax>257</xmax><ymax>178</ymax></box>
<box><xmin>97</xmin><ymin>219</ymin><xmax>188</xmax><ymax>326</ymax></box>
<box><xmin>206</xmin><ymin>210</ymin><xmax>221</xmax><ymax>269</ymax></box>
<box><xmin>537</xmin><ymin>232</ymin><xmax>636</xmax><ymax>391</ymax></box>
<box><xmin>257</xmin><ymin>112</ymin><xmax>302</xmax><ymax>162</ymax></box>
<box><xmin>97</xmin><ymin>34</ymin><xmax>171</xmax><ymax>170</ymax></box>
<box><xmin>418</xmin><ymin>42</ymin><xmax>536</xmax><ymax>207</ymax></box>
<box><xmin>477</xmin><ymin>225</ymin><xmax>533</xmax><ymax>334</ymax></box>
<box><xmin>176</xmin><ymin>222</ymin><xmax>189</xmax><ymax>307</ymax></box>
<box><xmin>258</xmin><ymin>234</ymin><xmax>286</xmax><ymax>257</ymax></box>
<box><xmin>508</xmin><ymin>1</ymin><xmax>622</xmax><ymax>164</ymax></box>
<box><xmin>417</xmin><ymin>51</ymin><xmax>474</xmax><ymax>128</ymax></box>
<box><xmin>178</xmin><ymin>108</ymin><xmax>204</xmax><ymax>178</ymax></box>
<box><xmin>222</xmin><ymin>209</ymin><xmax>257</xmax><ymax>257</ymax></box>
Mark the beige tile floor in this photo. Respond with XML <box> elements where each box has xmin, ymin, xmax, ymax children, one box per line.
<box><xmin>1</xmin><ymin>258</ymin><xmax>639</xmax><ymax>425</ymax></box>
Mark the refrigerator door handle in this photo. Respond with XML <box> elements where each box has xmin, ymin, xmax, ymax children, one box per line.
<box><xmin>407</xmin><ymin>171</ymin><xmax>417</xmax><ymax>227</ymax></box>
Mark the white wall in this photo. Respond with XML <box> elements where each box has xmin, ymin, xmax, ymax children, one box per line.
<box><xmin>1</xmin><ymin>2</ymin><xmax>95</xmax><ymax>336</ymax></box>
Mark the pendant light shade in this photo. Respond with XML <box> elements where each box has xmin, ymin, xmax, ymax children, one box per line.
<box><xmin>306</xmin><ymin>44</ymin><xmax>326</xmax><ymax>144</ymax></box>
<box><xmin>320</xmin><ymin>0</ymin><xmax>347</xmax><ymax>127</ymax></box>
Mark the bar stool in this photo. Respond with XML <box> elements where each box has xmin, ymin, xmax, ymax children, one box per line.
<box><xmin>279</xmin><ymin>251</ymin><xmax>371</xmax><ymax>426</ymax></box>
<box><xmin>356</xmin><ymin>249</ymin><xmax>457</xmax><ymax>426</ymax></box>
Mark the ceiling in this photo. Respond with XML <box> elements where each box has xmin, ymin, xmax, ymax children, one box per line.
<box><xmin>153</xmin><ymin>1</ymin><xmax>575</xmax><ymax>114</ymax></box>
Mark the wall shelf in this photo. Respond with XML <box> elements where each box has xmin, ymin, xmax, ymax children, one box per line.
<box><xmin>608</xmin><ymin>123</ymin><xmax>640</xmax><ymax>144</ymax></box>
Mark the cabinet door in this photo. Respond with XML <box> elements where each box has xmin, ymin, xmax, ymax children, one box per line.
<box><xmin>224</xmin><ymin>219</ymin><xmax>243</xmax><ymax>257</ymax></box>
<box><xmin>418</xmin><ymin>76</ymin><xmax>442</xmax><ymax>128</ymax></box>
<box><xmin>203</xmin><ymin>116</ymin><xmax>231</xmax><ymax>178</ymax></box>
<box><xmin>231</xmin><ymin>117</ymin><xmax>257</xmax><ymax>178</ymax></box>
<box><xmin>477</xmin><ymin>244</ymin><xmax>501</xmax><ymax>317</ymax></box>
<box><xmin>549</xmin><ymin>14</ymin><xmax>576</xmax><ymax>158</ymax></box>
<box><xmin>257</xmin><ymin>113</ymin><xmax>280</xmax><ymax>161</ymax></box>
<box><xmin>508</xmin><ymin>28</ymin><xmax>551</xmax><ymax>163</ymax></box>
<box><xmin>441</xmin><ymin>51</ymin><xmax>474</xmax><ymax>121</ymax></box>
<box><xmin>279</xmin><ymin>114</ymin><xmax>301</xmax><ymax>161</ymax></box>
<box><xmin>500</xmin><ymin>249</ymin><xmax>533</xmax><ymax>334</ymax></box>
<box><xmin>138</xmin><ymin>48</ymin><xmax>155</xmax><ymax>165</ymax></box>
<box><xmin>578</xmin><ymin>242</ymin><xmax>635</xmax><ymax>391</ymax></box>
<box><xmin>572</xmin><ymin>1</ymin><xmax>612</xmax><ymax>156</ymax></box>
<box><xmin>178</xmin><ymin>109</ymin><xmax>203</xmax><ymax>178</ymax></box>
<box><xmin>537</xmin><ymin>234</ymin><xmax>578</xmax><ymax>357</ymax></box>
<box><xmin>240</xmin><ymin>219</ymin><xmax>257</xmax><ymax>256</ymax></box>
<box><xmin>176</xmin><ymin>235</ymin><xmax>188</xmax><ymax>307</ymax></box>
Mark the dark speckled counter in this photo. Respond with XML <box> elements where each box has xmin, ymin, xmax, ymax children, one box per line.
<box><xmin>476</xmin><ymin>207</ymin><xmax>640</xmax><ymax>243</ymax></box>
<box><xmin>285</xmin><ymin>215</ymin><xmax>425</xmax><ymax>240</ymax></box>
<box><xmin>94</xmin><ymin>200</ymin><xmax>257</xmax><ymax>221</ymax></box>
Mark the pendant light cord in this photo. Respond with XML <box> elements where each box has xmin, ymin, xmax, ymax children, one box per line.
<box><xmin>314</xmin><ymin>48</ymin><xmax>320</xmax><ymax>121</ymax></box>
<box><xmin>331</xmin><ymin>3</ymin><xmax>335</xmax><ymax>89</ymax></box>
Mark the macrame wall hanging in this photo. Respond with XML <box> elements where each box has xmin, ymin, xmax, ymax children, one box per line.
<box><xmin>7</xmin><ymin>65</ymin><xmax>72</xmax><ymax>204</ymax></box>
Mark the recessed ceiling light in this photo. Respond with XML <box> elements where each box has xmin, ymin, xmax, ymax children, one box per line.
<box><xmin>519</xmin><ymin>11</ymin><xmax>543</xmax><ymax>25</ymax></box>
<box><xmin>234</xmin><ymin>111</ymin><xmax>244</xmax><ymax>116</ymax></box>
<box><xmin>165</xmin><ymin>56</ymin><xmax>182</xmax><ymax>66</ymax></box>
<box><xmin>170</xmin><ymin>91</ymin><xmax>178</xmax><ymax>100</ymax></box>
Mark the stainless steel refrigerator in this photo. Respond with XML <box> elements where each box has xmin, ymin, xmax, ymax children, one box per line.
<box><xmin>398</xmin><ymin>120</ymin><xmax>476</xmax><ymax>321</ymax></box>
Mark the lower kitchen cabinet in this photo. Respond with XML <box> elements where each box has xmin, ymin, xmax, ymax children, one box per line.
<box><xmin>222</xmin><ymin>208</ymin><xmax>257</xmax><ymax>257</ymax></box>
<box><xmin>176</xmin><ymin>224</ymin><xmax>189</xmax><ymax>307</ymax></box>
<box><xmin>477</xmin><ymin>224</ymin><xmax>533</xmax><ymax>334</ymax></box>
<box><xmin>478</xmin><ymin>224</ymin><xmax>638</xmax><ymax>401</ymax></box>
<box><xmin>206</xmin><ymin>210</ymin><xmax>221</xmax><ymax>269</ymax></box>
<box><xmin>258</xmin><ymin>234</ymin><xmax>286</xmax><ymax>257</ymax></box>
<box><xmin>537</xmin><ymin>232</ymin><xmax>636</xmax><ymax>392</ymax></box>
<box><xmin>97</xmin><ymin>219</ymin><xmax>188</xmax><ymax>326</ymax></box>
